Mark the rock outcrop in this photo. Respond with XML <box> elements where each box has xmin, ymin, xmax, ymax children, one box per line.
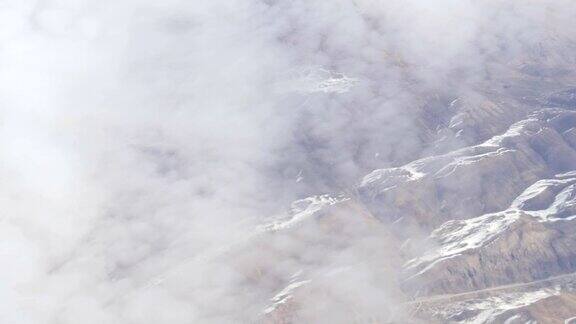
<box><xmin>402</xmin><ymin>171</ymin><xmax>576</xmax><ymax>296</ymax></box>
<box><xmin>359</xmin><ymin>110</ymin><xmax>576</xmax><ymax>231</ymax></box>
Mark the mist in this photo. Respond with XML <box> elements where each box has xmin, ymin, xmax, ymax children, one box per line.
<box><xmin>1</xmin><ymin>0</ymin><xmax>576</xmax><ymax>323</ymax></box>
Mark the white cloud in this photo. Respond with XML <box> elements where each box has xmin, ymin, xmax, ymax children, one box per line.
<box><xmin>1</xmin><ymin>0</ymin><xmax>576</xmax><ymax>322</ymax></box>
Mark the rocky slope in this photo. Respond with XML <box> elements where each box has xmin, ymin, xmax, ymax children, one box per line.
<box><xmin>257</xmin><ymin>106</ymin><xmax>576</xmax><ymax>323</ymax></box>
<box><xmin>121</xmin><ymin>25</ymin><xmax>576</xmax><ymax>324</ymax></box>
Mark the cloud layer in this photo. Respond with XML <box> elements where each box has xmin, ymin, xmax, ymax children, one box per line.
<box><xmin>1</xmin><ymin>0</ymin><xmax>576</xmax><ymax>323</ymax></box>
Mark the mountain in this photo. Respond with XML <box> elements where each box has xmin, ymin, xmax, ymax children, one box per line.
<box><xmin>120</xmin><ymin>24</ymin><xmax>576</xmax><ymax>324</ymax></box>
<box><xmin>239</xmin><ymin>83</ymin><xmax>576</xmax><ymax>322</ymax></box>
<box><xmin>153</xmin><ymin>90</ymin><xmax>576</xmax><ymax>323</ymax></box>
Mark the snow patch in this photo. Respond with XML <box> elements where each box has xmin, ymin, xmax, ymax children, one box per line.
<box><xmin>260</xmin><ymin>194</ymin><xmax>348</xmax><ymax>231</ymax></box>
<box><xmin>283</xmin><ymin>67</ymin><xmax>358</xmax><ymax>94</ymax></box>
<box><xmin>360</xmin><ymin>166</ymin><xmax>425</xmax><ymax>191</ymax></box>
<box><xmin>263</xmin><ymin>271</ymin><xmax>310</xmax><ymax>315</ymax></box>
<box><xmin>405</xmin><ymin>210</ymin><xmax>521</xmax><ymax>274</ymax></box>
<box><xmin>436</xmin><ymin>289</ymin><xmax>558</xmax><ymax>324</ymax></box>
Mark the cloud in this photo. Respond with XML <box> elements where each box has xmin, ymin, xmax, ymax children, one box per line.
<box><xmin>1</xmin><ymin>0</ymin><xmax>576</xmax><ymax>323</ymax></box>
